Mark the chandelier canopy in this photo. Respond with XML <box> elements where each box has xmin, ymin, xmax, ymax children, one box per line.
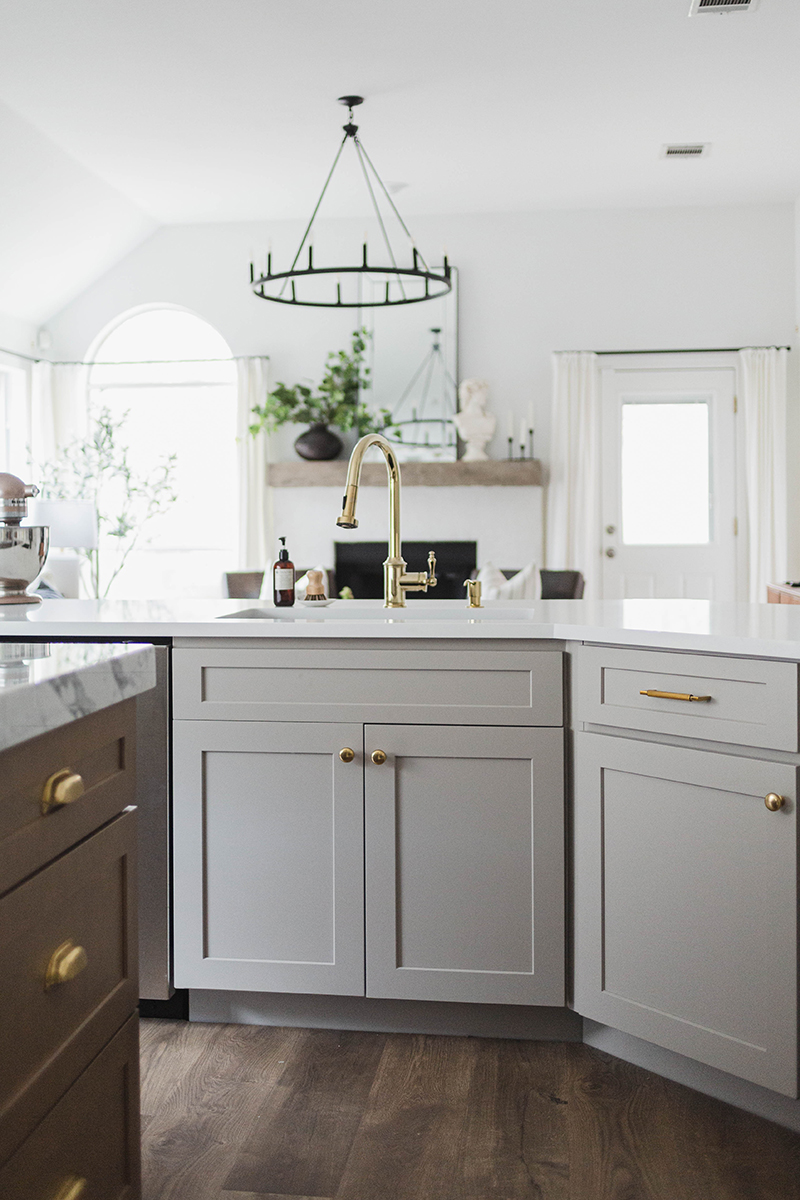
<box><xmin>250</xmin><ymin>96</ymin><xmax>452</xmax><ymax>309</ymax></box>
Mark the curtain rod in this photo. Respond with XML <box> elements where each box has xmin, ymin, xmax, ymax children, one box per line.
<box><xmin>0</xmin><ymin>348</ymin><xmax>268</xmax><ymax>365</ymax></box>
<box><xmin>594</xmin><ymin>346</ymin><xmax>791</xmax><ymax>355</ymax></box>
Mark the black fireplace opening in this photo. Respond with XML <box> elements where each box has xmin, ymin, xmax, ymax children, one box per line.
<box><xmin>335</xmin><ymin>542</ymin><xmax>477</xmax><ymax>601</ymax></box>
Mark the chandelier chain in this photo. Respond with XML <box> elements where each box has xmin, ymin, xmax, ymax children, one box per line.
<box><xmin>277</xmin><ymin>131</ymin><xmax>349</xmax><ymax>299</ymax></box>
<box><xmin>353</xmin><ymin>137</ymin><xmax>407</xmax><ymax>302</ymax></box>
<box><xmin>355</xmin><ymin>138</ymin><xmax>430</xmax><ymax>273</ymax></box>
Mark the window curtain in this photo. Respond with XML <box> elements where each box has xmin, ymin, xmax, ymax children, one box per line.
<box><xmin>236</xmin><ymin>356</ymin><xmax>271</xmax><ymax>570</ymax></box>
<box><xmin>30</xmin><ymin>362</ymin><xmax>89</xmax><ymax>468</ymax></box>
<box><xmin>545</xmin><ymin>351</ymin><xmax>600</xmax><ymax>596</ymax></box>
<box><xmin>738</xmin><ymin>347</ymin><xmax>788</xmax><ymax>602</ymax></box>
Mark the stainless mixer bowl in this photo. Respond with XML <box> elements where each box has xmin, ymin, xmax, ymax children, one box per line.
<box><xmin>0</xmin><ymin>525</ymin><xmax>50</xmax><ymax>603</ymax></box>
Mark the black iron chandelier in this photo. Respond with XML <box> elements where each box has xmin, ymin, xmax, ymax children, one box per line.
<box><xmin>249</xmin><ymin>96</ymin><xmax>452</xmax><ymax>309</ymax></box>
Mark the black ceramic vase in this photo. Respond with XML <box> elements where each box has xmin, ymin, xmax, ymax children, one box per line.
<box><xmin>294</xmin><ymin>423</ymin><xmax>343</xmax><ymax>461</ymax></box>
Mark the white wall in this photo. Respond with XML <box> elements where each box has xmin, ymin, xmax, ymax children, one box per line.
<box><xmin>0</xmin><ymin>313</ymin><xmax>36</xmax><ymax>358</ymax></box>
<box><xmin>44</xmin><ymin>203</ymin><xmax>795</xmax><ymax>576</ymax></box>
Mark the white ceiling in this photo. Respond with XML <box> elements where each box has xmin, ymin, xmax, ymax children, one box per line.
<box><xmin>0</xmin><ymin>0</ymin><xmax>798</xmax><ymax>322</ymax></box>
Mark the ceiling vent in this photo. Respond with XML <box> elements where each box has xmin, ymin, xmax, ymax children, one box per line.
<box><xmin>689</xmin><ymin>0</ymin><xmax>759</xmax><ymax>13</ymax></box>
<box><xmin>663</xmin><ymin>143</ymin><xmax>708</xmax><ymax>158</ymax></box>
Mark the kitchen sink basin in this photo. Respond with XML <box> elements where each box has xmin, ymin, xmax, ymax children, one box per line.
<box><xmin>217</xmin><ymin>600</ymin><xmax>538</xmax><ymax>622</ymax></box>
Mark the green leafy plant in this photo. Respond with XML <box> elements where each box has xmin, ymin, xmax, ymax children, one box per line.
<box><xmin>37</xmin><ymin>407</ymin><xmax>177</xmax><ymax>598</ymax></box>
<box><xmin>248</xmin><ymin>328</ymin><xmax>393</xmax><ymax>437</ymax></box>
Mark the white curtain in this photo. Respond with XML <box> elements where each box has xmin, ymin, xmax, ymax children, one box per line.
<box><xmin>738</xmin><ymin>347</ymin><xmax>788</xmax><ymax>602</ymax></box>
<box><xmin>545</xmin><ymin>351</ymin><xmax>600</xmax><ymax>596</ymax></box>
<box><xmin>236</xmin><ymin>357</ymin><xmax>271</xmax><ymax>570</ymax></box>
<box><xmin>30</xmin><ymin>362</ymin><xmax>89</xmax><ymax>468</ymax></box>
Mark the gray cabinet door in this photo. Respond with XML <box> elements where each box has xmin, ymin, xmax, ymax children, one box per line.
<box><xmin>573</xmin><ymin>732</ymin><xmax>798</xmax><ymax>1097</ymax></box>
<box><xmin>173</xmin><ymin>720</ymin><xmax>365</xmax><ymax>995</ymax></box>
<box><xmin>365</xmin><ymin>724</ymin><xmax>564</xmax><ymax>1005</ymax></box>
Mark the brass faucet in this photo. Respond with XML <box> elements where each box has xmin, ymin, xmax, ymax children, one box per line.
<box><xmin>336</xmin><ymin>434</ymin><xmax>437</xmax><ymax>608</ymax></box>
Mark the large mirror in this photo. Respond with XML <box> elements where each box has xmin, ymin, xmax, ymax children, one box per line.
<box><xmin>364</xmin><ymin>267</ymin><xmax>458</xmax><ymax>461</ymax></box>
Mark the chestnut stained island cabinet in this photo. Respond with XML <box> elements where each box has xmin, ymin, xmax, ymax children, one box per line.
<box><xmin>171</xmin><ymin>641</ymin><xmax>566</xmax><ymax>1006</ymax></box>
<box><xmin>0</xmin><ymin>696</ymin><xmax>142</xmax><ymax>1200</ymax></box>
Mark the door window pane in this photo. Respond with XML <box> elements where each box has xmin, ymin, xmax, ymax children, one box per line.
<box><xmin>621</xmin><ymin>402</ymin><xmax>710</xmax><ymax>545</ymax></box>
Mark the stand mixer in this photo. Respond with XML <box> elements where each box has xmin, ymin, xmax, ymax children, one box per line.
<box><xmin>0</xmin><ymin>473</ymin><xmax>49</xmax><ymax>604</ymax></box>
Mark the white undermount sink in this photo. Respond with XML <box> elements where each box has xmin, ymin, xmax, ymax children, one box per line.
<box><xmin>217</xmin><ymin>600</ymin><xmax>538</xmax><ymax>621</ymax></box>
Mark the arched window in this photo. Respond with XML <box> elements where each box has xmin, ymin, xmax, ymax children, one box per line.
<box><xmin>88</xmin><ymin>307</ymin><xmax>238</xmax><ymax>598</ymax></box>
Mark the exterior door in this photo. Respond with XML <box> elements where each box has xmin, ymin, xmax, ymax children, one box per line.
<box><xmin>364</xmin><ymin>724</ymin><xmax>565</xmax><ymax>1006</ymax></box>
<box><xmin>600</xmin><ymin>366</ymin><xmax>739</xmax><ymax>599</ymax></box>
<box><xmin>172</xmin><ymin>720</ymin><xmax>365</xmax><ymax>995</ymax></box>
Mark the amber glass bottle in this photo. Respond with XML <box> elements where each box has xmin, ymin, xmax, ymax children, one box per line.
<box><xmin>273</xmin><ymin>537</ymin><xmax>295</xmax><ymax>607</ymax></box>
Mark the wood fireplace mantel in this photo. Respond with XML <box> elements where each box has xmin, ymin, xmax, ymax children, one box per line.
<box><xmin>268</xmin><ymin>460</ymin><xmax>543</xmax><ymax>487</ymax></box>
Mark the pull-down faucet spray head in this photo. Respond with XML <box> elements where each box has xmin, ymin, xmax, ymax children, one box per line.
<box><xmin>336</xmin><ymin>484</ymin><xmax>359</xmax><ymax>529</ymax></box>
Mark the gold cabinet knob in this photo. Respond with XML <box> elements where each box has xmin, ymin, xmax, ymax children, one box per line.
<box><xmin>765</xmin><ymin>793</ymin><xmax>785</xmax><ymax>811</ymax></box>
<box><xmin>41</xmin><ymin>768</ymin><xmax>85</xmax><ymax>814</ymax></box>
<box><xmin>53</xmin><ymin>1178</ymin><xmax>87</xmax><ymax>1200</ymax></box>
<box><xmin>371</xmin><ymin>749</ymin><xmax>387</xmax><ymax>765</ymax></box>
<box><xmin>339</xmin><ymin>748</ymin><xmax>355</xmax><ymax>763</ymax></box>
<box><xmin>45</xmin><ymin>940</ymin><xmax>89</xmax><ymax>991</ymax></box>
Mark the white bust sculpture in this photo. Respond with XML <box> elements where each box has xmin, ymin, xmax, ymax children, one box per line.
<box><xmin>455</xmin><ymin>378</ymin><xmax>496</xmax><ymax>461</ymax></box>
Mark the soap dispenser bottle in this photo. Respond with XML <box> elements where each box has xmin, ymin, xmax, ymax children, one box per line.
<box><xmin>273</xmin><ymin>537</ymin><xmax>295</xmax><ymax>607</ymax></box>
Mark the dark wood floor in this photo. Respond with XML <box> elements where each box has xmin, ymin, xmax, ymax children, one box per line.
<box><xmin>140</xmin><ymin>1018</ymin><xmax>800</xmax><ymax>1200</ymax></box>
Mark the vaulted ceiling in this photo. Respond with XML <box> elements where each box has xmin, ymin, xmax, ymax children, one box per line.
<box><xmin>1</xmin><ymin>0</ymin><xmax>798</xmax><ymax>324</ymax></box>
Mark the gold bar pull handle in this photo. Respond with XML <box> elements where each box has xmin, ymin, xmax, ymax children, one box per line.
<box><xmin>639</xmin><ymin>689</ymin><xmax>712</xmax><ymax>703</ymax></box>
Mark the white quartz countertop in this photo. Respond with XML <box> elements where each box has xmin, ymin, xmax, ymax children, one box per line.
<box><xmin>1</xmin><ymin>597</ymin><xmax>800</xmax><ymax>660</ymax></box>
<box><xmin>0</xmin><ymin>641</ymin><xmax>156</xmax><ymax>753</ymax></box>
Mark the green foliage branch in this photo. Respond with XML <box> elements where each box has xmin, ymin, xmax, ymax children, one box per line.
<box><xmin>248</xmin><ymin>328</ymin><xmax>393</xmax><ymax>438</ymax></box>
<box><xmin>37</xmin><ymin>407</ymin><xmax>177</xmax><ymax>598</ymax></box>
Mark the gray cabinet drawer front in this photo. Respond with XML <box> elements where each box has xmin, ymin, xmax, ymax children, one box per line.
<box><xmin>577</xmin><ymin>645</ymin><xmax>798</xmax><ymax>750</ymax></box>
<box><xmin>173</xmin><ymin>647</ymin><xmax>563</xmax><ymax>727</ymax></box>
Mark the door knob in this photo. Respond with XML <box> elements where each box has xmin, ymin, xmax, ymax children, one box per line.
<box><xmin>765</xmin><ymin>793</ymin><xmax>785</xmax><ymax>811</ymax></box>
<box><xmin>605</xmin><ymin>547</ymin><xmax>616</xmax><ymax>558</ymax></box>
<box><xmin>339</xmin><ymin>748</ymin><xmax>355</xmax><ymax>763</ymax></box>
<box><xmin>371</xmin><ymin>749</ymin><xmax>387</xmax><ymax>765</ymax></box>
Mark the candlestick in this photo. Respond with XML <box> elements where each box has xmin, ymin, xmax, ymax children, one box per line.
<box><xmin>528</xmin><ymin>429</ymin><xmax>534</xmax><ymax>460</ymax></box>
<box><xmin>507</xmin><ymin>436</ymin><xmax>514</xmax><ymax>461</ymax></box>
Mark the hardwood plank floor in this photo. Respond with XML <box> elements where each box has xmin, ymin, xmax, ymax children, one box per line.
<box><xmin>140</xmin><ymin>1019</ymin><xmax>800</xmax><ymax>1200</ymax></box>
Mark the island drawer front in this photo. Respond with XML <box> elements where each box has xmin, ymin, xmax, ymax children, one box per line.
<box><xmin>0</xmin><ymin>1014</ymin><xmax>140</xmax><ymax>1195</ymax></box>
<box><xmin>0</xmin><ymin>811</ymin><xmax>138</xmax><ymax>1152</ymax></box>
<box><xmin>0</xmin><ymin>698</ymin><xmax>137</xmax><ymax>897</ymax></box>
<box><xmin>172</xmin><ymin>646</ymin><xmax>564</xmax><ymax>727</ymax></box>
<box><xmin>576</xmin><ymin>646</ymin><xmax>798</xmax><ymax>751</ymax></box>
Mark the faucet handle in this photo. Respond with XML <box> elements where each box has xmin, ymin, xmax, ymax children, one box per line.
<box><xmin>427</xmin><ymin>551</ymin><xmax>437</xmax><ymax>588</ymax></box>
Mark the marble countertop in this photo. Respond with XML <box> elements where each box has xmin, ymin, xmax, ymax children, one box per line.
<box><xmin>1</xmin><ymin>597</ymin><xmax>800</xmax><ymax>659</ymax></box>
<box><xmin>0</xmin><ymin>641</ymin><xmax>156</xmax><ymax>753</ymax></box>
<box><xmin>0</xmin><ymin>597</ymin><xmax>800</xmax><ymax>659</ymax></box>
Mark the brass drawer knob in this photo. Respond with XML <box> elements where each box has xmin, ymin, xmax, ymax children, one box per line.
<box><xmin>53</xmin><ymin>1178</ymin><xmax>87</xmax><ymax>1200</ymax></box>
<box><xmin>45</xmin><ymin>940</ymin><xmax>89</xmax><ymax>991</ymax></box>
<box><xmin>371</xmin><ymin>749</ymin><xmax>387</xmax><ymax>765</ymax></box>
<box><xmin>339</xmin><ymin>747</ymin><xmax>355</xmax><ymax>763</ymax></box>
<box><xmin>765</xmin><ymin>793</ymin><xmax>785</xmax><ymax>812</ymax></box>
<box><xmin>41</xmin><ymin>769</ymin><xmax>85</xmax><ymax>814</ymax></box>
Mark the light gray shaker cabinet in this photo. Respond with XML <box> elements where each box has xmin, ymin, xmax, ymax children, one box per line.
<box><xmin>172</xmin><ymin>641</ymin><xmax>566</xmax><ymax>1006</ymax></box>
<box><xmin>573</xmin><ymin>645</ymin><xmax>799</xmax><ymax>1098</ymax></box>
<box><xmin>365</xmin><ymin>723</ymin><xmax>564</xmax><ymax>1006</ymax></box>
<box><xmin>172</xmin><ymin>720</ymin><xmax>366</xmax><ymax>995</ymax></box>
